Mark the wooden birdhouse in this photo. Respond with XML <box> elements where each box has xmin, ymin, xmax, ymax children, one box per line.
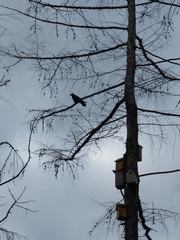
<box><xmin>138</xmin><ymin>145</ymin><xmax>143</xmax><ymax>162</ymax></box>
<box><xmin>115</xmin><ymin>156</ymin><xmax>125</xmax><ymax>171</ymax></box>
<box><xmin>113</xmin><ymin>170</ymin><xmax>124</xmax><ymax>189</ymax></box>
<box><xmin>116</xmin><ymin>203</ymin><xmax>127</xmax><ymax>220</ymax></box>
<box><xmin>126</xmin><ymin>169</ymin><xmax>138</xmax><ymax>185</ymax></box>
<box><xmin>113</xmin><ymin>155</ymin><xmax>125</xmax><ymax>189</ymax></box>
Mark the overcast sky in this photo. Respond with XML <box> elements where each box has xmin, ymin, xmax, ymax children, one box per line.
<box><xmin>0</xmin><ymin>1</ymin><xmax>180</xmax><ymax>240</ymax></box>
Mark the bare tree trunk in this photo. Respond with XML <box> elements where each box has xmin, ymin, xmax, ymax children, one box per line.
<box><xmin>124</xmin><ymin>1</ymin><xmax>139</xmax><ymax>240</ymax></box>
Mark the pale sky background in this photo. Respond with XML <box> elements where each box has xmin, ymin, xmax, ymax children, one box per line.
<box><xmin>0</xmin><ymin>1</ymin><xmax>180</xmax><ymax>240</ymax></box>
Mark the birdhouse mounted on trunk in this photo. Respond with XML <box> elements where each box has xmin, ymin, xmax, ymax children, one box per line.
<box><xmin>116</xmin><ymin>203</ymin><xmax>127</xmax><ymax>220</ymax></box>
<box><xmin>113</xmin><ymin>155</ymin><xmax>125</xmax><ymax>189</ymax></box>
<box><xmin>113</xmin><ymin>170</ymin><xmax>124</xmax><ymax>189</ymax></box>
<box><xmin>126</xmin><ymin>169</ymin><xmax>138</xmax><ymax>185</ymax></box>
<box><xmin>115</xmin><ymin>156</ymin><xmax>125</xmax><ymax>171</ymax></box>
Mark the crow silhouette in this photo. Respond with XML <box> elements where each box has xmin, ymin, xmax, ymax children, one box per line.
<box><xmin>70</xmin><ymin>93</ymin><xmax>86</xmax><ymax>107</ymax></box>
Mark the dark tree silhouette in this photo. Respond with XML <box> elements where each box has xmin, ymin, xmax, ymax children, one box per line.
<box><xmin>0</xmin><ymin>0</ymin><xmax>180</xmax><ymax>239</ymax></box>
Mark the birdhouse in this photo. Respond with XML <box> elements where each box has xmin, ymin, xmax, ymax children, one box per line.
<box><xmin>126</xmin><ymin>169</ymin><xmax>138</xmax><ymax>185</ymax></box>
<box><xmin>113</xmin><ymin>155</ymin><xmax>126</xmax><ymax>189</ymax></box>
<box><xmin>115</xmin><ymin>156</ymin><xmax>125</xmax><ymax>171</ymax></box>
<box><xmin>138</xmin><ymin>145</ymin><xmax>143</xmax><ymax>162</ymax></box>
<box><xmin>116</xmin><ymin>203</ymin><xmax>127</xmax><ymax>220</ymax></box>
<box><xmin>113</xmin><ymin>170</ymin><xmax>124</xmax><ymax>189</ymax></box>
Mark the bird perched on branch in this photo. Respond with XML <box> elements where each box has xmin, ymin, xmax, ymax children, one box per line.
<box><xmin>70</xmin><ymin>93</ymin><xmax>86</xmax><ymax>107</ymax></box>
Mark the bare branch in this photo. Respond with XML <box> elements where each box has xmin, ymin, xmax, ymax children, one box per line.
<box><xmin>29</xmin><ymin>0</ymin><xmax>128</xmax><ymax>10</ymax></box>
<box><xmin>138</xmin><ymin>199</ymin><xmax>152</xmax><ymax>240</ymax></box>
<box><xmin>0</xmin><ymin>124</ymin><xmax>33</xmax><ymax>186</ymax></box>
<box><xmin>140</xmin><ymin>168</ymin><xmax>180</xmax><ymax>177</ymax></box>
<box><xmin>28</xmin><ymin>0</ymin><xmax>180</xmax><ymax>9</ymax></box>
<box><xmin>70</xmin><ymin>97</ymin><xmax>125</xmax><ymax>159</ymax></box>
<box><xmin>136</xmin><ymin>35</ymin><xmax>180</xmax><ymax>81</ymax></box>
<box><xmin>0</xmin><ymin>187</ymin><xmax>37</xmax><ymax>224</ymax></box>
<box><xmin>29</xmin><ymin>81</ymin><xmax>125</xmax><ymax>121</ymax></box>
<box><xmin>0</xmin><ymin>227</ymin><xmax>28</xmax><ymax>240</ymax></box>
<box><xmin>138</xmin><ymin>108</ymin><xmax>180</xmax><ymax>118</ymax></box>
<box><xmin>0</xmin><ymin>5</ymin><xmax>127</xmax><ymax>30</ymax></box>
<box><xmin>1</xmin><ymin>42</ymin><xmax>126</xmax><ymax>60</ymax></box>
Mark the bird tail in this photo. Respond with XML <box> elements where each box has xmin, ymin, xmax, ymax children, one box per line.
<box><xmin>81</xmin><ymin>101</ymin><xmax>86</xmax><ymax>107</ymax></box>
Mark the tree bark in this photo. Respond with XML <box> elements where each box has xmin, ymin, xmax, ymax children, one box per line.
<box><xmin>124</xmin><ymin>1</ymin><xmax>139</xmax><ymax>240</ymax></box>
